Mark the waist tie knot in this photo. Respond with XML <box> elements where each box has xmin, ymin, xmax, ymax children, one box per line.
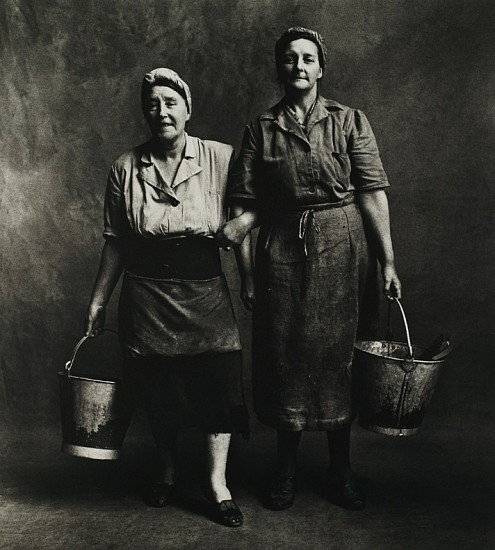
<box><xmin>298</xmin><ymin>209</ymin><xmax>320</xmax><ymax>256</ymax></box>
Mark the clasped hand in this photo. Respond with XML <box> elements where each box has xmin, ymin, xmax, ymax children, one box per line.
<box><xmin>216</xmin><ymin>217</ymin><xmax>250</xmax><ymax>249</ymax></box>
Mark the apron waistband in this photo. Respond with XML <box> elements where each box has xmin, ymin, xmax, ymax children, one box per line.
<box><xmin>296</xmin><ymin>195</ymin><xmax>355</xmax><ymax>256</ymax></box>
<box><xmin>294</xmin><ymin>194</ymin><xmax>355</xmax><ymax>212</ymax></box>
<box><xmin>125</xmin><ymin>236</ymin><xmax>222</xmax><ymax>279</ymax></box>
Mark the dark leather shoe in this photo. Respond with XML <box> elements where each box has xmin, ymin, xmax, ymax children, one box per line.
<box><xmin>202</xmin><ymin>483</ymin><xmax>244</xmax><ymax>527</ymax></box>
<box><xmin>212</xmin><ymin>499</ymin><xmax>244</xmax><ymax>527</ymax></box>
<box><xmin>328</xmin><ymin>471</ymin><xmax>366</xmax><ymax>510</ymax></box>
<box><xmin>144</xmin><ymin>481</ymin><xmax>176</xmax><ymax>507</ymax></box>
<box><xmin>266</xmin><ymin>474</ymin><xmax>296</xmax><ymax>510</ymax></box>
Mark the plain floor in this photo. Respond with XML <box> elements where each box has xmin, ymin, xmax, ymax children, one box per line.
<box><xmin>1</xmin><ymin>334</ymin><xmax>495</xmax><ymax>550</ymax></box>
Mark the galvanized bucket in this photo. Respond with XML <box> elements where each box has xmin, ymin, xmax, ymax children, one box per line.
<box><xmin>58</xmin><ymin>330</ymin><xmax>132</xmax><ymax>459</ymax></box>
<box><xmin>354</xmin><ymin>299</ymin><xmax>451</xmax><ymax>436</ymax></box>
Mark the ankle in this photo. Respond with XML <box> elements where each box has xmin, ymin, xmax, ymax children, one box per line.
<box><xmin>329</xmin><ymin>464</ymin><xmax>354</xmax><ymax>479</ymax></box>
<box><xmin>207</xmin><ymin>481</ymin><xmax>232</xmax><ymax>503</ymax></box>
<box><xmin>156</xmin><ymin>468</ymin><xmax>175</xmax><ymax>485</ymax></box>
<box><xmin>277</xmin><ymin>468</ymin><xmax>296</xmax><ymax>479</ymax></box>
<box><xmin>276</xmin><ymin>459</ymin><xmax>297</xmax><ymax>478</ymax></box>
<box><xmin>204</xmin><ymin>472</ymin><xmax>231</xmax><ymax>498</ymax></box>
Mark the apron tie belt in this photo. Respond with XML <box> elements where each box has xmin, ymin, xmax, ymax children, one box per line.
<box><xmin>298</xmin><ymin>209</ymin><xmax>320</xmax><ymax>256</ymax></box>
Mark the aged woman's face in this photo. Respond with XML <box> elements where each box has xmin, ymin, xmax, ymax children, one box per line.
<box><xmin>279</xmin><ymin>38</ymin><xmax>322</xmax><ymax>92</ymax></box>
<box><xmin>143</xmin><ymin>85</ymin><xmax>190</xmax><ymax>143</ymax></box>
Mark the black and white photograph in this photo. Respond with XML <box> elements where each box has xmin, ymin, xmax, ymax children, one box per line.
<box><xmin>0</xmin><ymin>1</ymin><xmax>494</xmax><ymax>548</ymax></box>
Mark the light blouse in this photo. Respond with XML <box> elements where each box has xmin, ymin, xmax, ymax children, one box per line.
<box><xmin>104</xmin><ymin>134</ymin><xmax>234</xmax><ymax>239</ymax></box>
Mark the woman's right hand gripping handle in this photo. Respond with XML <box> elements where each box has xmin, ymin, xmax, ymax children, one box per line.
<box><xmin>84</xmin><ymin>303</ymin><xmax>107</xmax><ymax>337</ymax></box>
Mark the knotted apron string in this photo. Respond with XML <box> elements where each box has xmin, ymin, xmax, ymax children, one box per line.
<box><xmin>298</xmin><ymin>209</ymin><xmax>320</xmax><ymax>256</ymax></box>
<box><xmin>295</xmin><ymin>195</ymin><xmax>355</xmax><ymax>256</ymax></box>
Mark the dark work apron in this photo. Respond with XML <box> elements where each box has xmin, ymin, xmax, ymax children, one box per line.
<box><xmin>118</xmin><ymin>236</ymin><xmax>242</xmax><ymax>358</ymax></box>
<box><xmin>252</xmin><ymin>200</ymin><xmax>374</xmax><ymax>431</ymax></box>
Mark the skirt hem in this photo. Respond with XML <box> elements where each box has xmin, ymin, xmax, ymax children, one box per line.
<box><xmin>256</xmin><ymin>413</ymin><xmax>352</xmax><ymax>432</ymax></box>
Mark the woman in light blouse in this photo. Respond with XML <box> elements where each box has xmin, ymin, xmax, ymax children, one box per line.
<box><xmin>85</xmin><ymin>68</ymin><xmax>247</xmax><ymax>528</ymax></box>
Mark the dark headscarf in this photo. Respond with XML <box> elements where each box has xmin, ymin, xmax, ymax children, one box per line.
<box><xmin>275</xmin><ymin>26</ymin><xmax>327</xmax><ymax>73</ymax></box>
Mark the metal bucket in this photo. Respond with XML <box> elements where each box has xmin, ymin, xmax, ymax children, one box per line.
<box><xmin>58</xmin><ymin>330</ymin><xmax>132</xmax><ymax>459</ymax></box>
<box><xmin>354</xmin><ymin>299</ymin><xmax>451</xmax><ymax>436</ymax></box>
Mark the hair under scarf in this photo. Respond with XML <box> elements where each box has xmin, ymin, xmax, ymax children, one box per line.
<box><xmin>275</xmin><ymin>26</ymin><xmax>327</xmax><ymax>72</ymax></box>
<box><xmin>141</xmin><ymin>68</ymin><xmax>192</xmax><ymax>114</ymax></box>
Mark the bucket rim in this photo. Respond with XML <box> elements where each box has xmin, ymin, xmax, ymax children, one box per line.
<box><xmin>354</xmin><ymin>339</ymin><xmax>447</xmax><ymax>365</ymax></box>
<box><xmin>57</xmin><ymin>371</ymin><xmax>120</xmax><ymax>384</ymax></box>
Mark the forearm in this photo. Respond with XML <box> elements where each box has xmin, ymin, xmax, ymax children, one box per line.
<box><xmin>356</xmin><ymin>190</ymin><xmax>395</xmax><ymax>266</ymax></box>
<box><xmin>217</xmin><ymin>200</ymin><xmax>260</xmax><ymax>248</ymax></box>
<box><xmin>234</xmin><ymin>232</ymin><xmax>254</xmax><ymax>280</ymax></box>
<box><xmin>230</xmin><ymin>201</ymin><xmax>260</xmax><ymax>231</ymax></box>
<box><xmin>230</xmin><ymin>203</ymin><xmax>255</xmax><ymax>279</ymax></box>
<box><xmin>89</xmin><ymin>238</ymin><xmax>126</xmax><ymax>306</ymax></box>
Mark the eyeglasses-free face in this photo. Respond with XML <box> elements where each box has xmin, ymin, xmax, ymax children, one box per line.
<box><xmin>143</xmin><ymin>85</ymin><xmax>190</xmax><ymax>144</ymax></box>
<box><xmin>278</xmin><ymin>38</ymin><xmax>323</xmax><ymax>92</ymax></box>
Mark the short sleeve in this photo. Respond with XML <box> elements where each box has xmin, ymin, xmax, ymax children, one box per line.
<box><xmin>103</xmin><ymin>165</ymin><xmax>131</xmax><ymax>238</ymax></box>
<box><xmin>347</xmin><ymin>110</ymin><xmax>390</xmax><ymax>192</ymax></box>
<box><xmin>228</xmin><ymin>123</ymin><xmax>260</xmax><ymax>202</ymax></box>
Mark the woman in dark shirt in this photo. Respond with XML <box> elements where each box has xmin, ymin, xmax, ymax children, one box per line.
<box><xmin>218</xmin><ymin>27</ymin><xmax>401</xmax><ymax>511</ymax></box>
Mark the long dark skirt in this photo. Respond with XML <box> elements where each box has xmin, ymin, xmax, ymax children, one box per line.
<box><xmin>253</xmin><ymin>202</ymin><xmax>376</xmax><ymax>431</ymax></box>
<box><xmin>119</xmin><ymin>236</ymin><xmax>248</xmax><ymax>435</ymax></box>
<box><xmin>124</xmin><ymin>351</ymin><xmax>249</xmax><ymax>436</ymax></box>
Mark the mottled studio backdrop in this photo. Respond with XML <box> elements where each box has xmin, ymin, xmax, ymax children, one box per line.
<box><xmin>1</xmin><ymin>0</ymin><xmax>494</xmax><ymax>430</ymax></box>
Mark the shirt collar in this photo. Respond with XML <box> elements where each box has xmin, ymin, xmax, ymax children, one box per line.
<box><xmin>285</xmin><ymin>97</ymin><xmax>318</xmax><ymax>132</ymax></box>
<box><xmin>138</xmin><ymin>133</ymin><xmax>202</xmax><ymax>193</ymax></box>
<box><xmin>260</xmin><ymin>96</ymin><xmax>343</xmax><ymax>139</ymax></box>
<box><xmin>260</xmin><ymin>95</ymin><xmax>344</xmax><ymax>121</ymax></box>
<box><xmin>139</xmin><ymin>133</ymin><xmax>196</xmax><ymax>165</ymax></box>
<box><xmin>183</xmin><ymin>133</ymin><xmax>197</xmax><ymax>159</ymax></box>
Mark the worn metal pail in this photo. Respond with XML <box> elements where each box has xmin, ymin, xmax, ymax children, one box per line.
<box><xmin>354</xmin><ymin>299</ymin><xmax>450</xmax><ymax>436</ymax></box>
<box><xmin>58</xmin><ymin>330</ymin><xmax>132</xmax><ymax>459</ymax></box>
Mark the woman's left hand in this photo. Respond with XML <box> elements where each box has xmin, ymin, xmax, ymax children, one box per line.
<box><xmin>382</xmin><ymin>263</ymin><xmax>401</xmax><ymax>301</ymax></box>
<box><xmin>241</xmin><ymin>276</ymin><xmax>256</xmax><ymax>311</ymax></box>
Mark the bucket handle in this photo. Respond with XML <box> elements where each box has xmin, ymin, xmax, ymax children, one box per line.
<box><xmin>387</xmin><ymin>299</ymin><xmax>415</xmax><ymax>373</ymax></box>
<box><xmin>393</xmin><ymin>298</ymin><xmax>414</xmax><ymax>359</ymax></box>
<box><xmin>64</xmin><ymin>329</ymin><xmax>118</xmax><ymax>378</ymax></box>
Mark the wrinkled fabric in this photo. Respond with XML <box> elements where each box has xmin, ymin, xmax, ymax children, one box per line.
<box><xmin>229</xmin><ymin>96</ymin><xmax>389</xmax><ymax>209</ymax></box>
<box><xmin>253</xmin><ymin>203</ymin><xmax>369</xmax><ymax>430</ymax></box>
<box><xmin>124</xmin><ymin>352</ymin><xmax>249</xmax><ymax>436</ymax></box>
<box><xmin>105</xmin><ymin>134</ymin><xmax>241</xmax><ymax>359</ymax></box>
<box><xmin>104</xmin><ymin>135</ymin><xmax>233</xmax><ymax>239</ymax></box>
<box><xmin>119</xmin><ymin>272</ymin><xmax>242</xmax><ymax>358</ymax></box>
<box><xmin>229</xmin><ymin>97</ymin><xmax>387</xmax><ymax>430</ymax></box>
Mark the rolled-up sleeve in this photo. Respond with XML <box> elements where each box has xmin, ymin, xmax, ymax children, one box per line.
<box><xmin>228</xmin><ymin>123</ymin><xmax>260</xmax><ymax>202</ymax></box>
<box><xmin>348</xmin><ymin>109</ymin><xmax>390</xmax><ymax>192</ymax></box>
<box><xmin>103</xmin><ymin>165</ymin><xmax>131</xmax><ymax>238</ymax></box>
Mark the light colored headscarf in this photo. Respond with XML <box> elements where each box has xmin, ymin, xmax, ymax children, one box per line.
<box><xmin>141</xmin><ymin>68</ymin><xmax>192</xmax><ymax>114</ymax></box>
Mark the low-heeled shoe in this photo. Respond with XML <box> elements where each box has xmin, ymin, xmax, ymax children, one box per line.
<box><xmin>211</xmin><ymin>499</ymin><xmax>244</xmax><ymax>528</ymax></box>
<box><xmin>144</xmin><ymin>481</ymin><xmax>176</xmax><ymax>508</ymax></box>
<box><xmin>266</xmin><ymin>474</ymin><xmax>296</xmax><ymax>511</ymax></box>
<box><xmin>328</xmin><ymin>471</ymin><xmax>366</xmax><ymax>510</ymax></box>
<box><xmin>202</xmin><ymin>484</ymin><xmax>244</xmax><ymax>527</ymax></box>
